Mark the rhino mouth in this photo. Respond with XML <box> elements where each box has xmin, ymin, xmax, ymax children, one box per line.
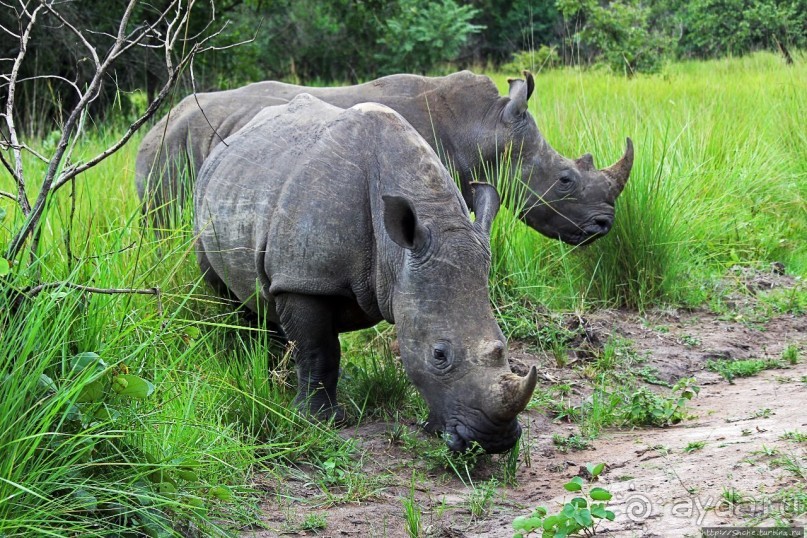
<box><xmin>444</xmin><ymin>414</ymin><xmax>523</xmax><ymax>454</ymax></box>
<box><xmin>563</xmin><ymin>214</ymin><xmax>614</xmax><ymax>246</ymax></box>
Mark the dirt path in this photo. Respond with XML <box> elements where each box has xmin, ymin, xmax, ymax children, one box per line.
<box><xmin>473</xmin><ymin>359</ymin><xmax>807</xmax><ymax>537</ymax></box>
<box><xmin>246</xmin><ymin>306</ymin><xmax>807</xmax><ymax>537</ymax></box>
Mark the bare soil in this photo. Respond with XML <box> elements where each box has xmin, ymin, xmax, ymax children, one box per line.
<box><xmin>245</xmin><ymin>272</ymin><xmax>807</xmax><ymax>538</ymax></box>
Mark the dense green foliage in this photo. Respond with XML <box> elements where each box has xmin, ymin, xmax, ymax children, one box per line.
<box><xmin>0</xmin><ymin>53</ymin><xmax>805</xmax><ymax>534</ymax></box>
<box><xmin>555</xmin><ymin>0</ymin><xmax>806</xmax><ymax>74</ymax></box>
<box><xmin>4</xmin><ymin>0</ymin><xmax>805</xmax><ymax>134</ymax></box>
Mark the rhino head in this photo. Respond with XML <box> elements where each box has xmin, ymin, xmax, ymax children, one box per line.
<box><xmin>476</xmin><ymin>72</ymin><xmax>634</xmax><ymax>246</ymax></box>
<box><xmin>384</xmin><ymin>184</ymin><xmax>537</xmax><ymax>453</ymax></box>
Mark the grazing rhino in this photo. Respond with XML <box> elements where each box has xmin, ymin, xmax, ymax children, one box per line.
<box><xmin>139</xmin><ymin>70</ymin><xmax>633</xmax><ymax>245</ymax></box>
<box><xmin>194</xmin><ymin>94</ymin><xmax>538</xmax><ymax>453</ymax></box>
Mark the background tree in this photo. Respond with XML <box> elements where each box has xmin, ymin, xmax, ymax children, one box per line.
<box><xmin>557</xmin><ymin>0</ymin><xmax>673</xmax><ymax>74</ymax></box>
<box><xmin>1</xmin><ymin>0</ymin><xmax>229</xmax><ymax>265</ymax></box>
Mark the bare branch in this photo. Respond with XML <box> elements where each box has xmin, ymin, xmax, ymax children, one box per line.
<box><xmin>50</xmin><ymin>44</ymin><xmax>203</xmax><ymax>189</ymax></box>
<box><xmin>50</xmin><ymin>15</ymin><xmax>232</xmax><ymax>190</ymax></box>
<box><xmin>6</xmin><ymin>0</ymin><xmax>141</xmax><ymax>258</ymax></box>
<box><xmin>0</xmin><ymin>190</ymin><xmax>17</xmax><ymax>202</ymax></box>
<box><xmin>0</xmin><ymin>137</ymin><xmax>49</xmax><ymax>163</ymax></box>
<box><xmin>110</xmin><ymin>1</ymin><xmax>181</xmax><ymax>59</ymax></box>
<box><xmin>0</xmin><ymin>22</ymin><xmax>20</xmax><ymax>39</ymax></box>
<box><xmin>1</xmin><ymin>74</ymin><xmax>83</xmax><ymax>101</ymax></box>
<box><xmin>38</xmin><ymin>0</ymin><xmax>100</xmax><ymax>70</ymax></box>
<box><xmin>0</xmin><ymin>145</ymin><xmax>22</xmax><ymax>180</ymax></box>
<box><xmin>190</xmin><ymin>58</ymin><xmax>228</xmax><ymax>148</ymax></box>
<box><xmin>3</xmin><ymin>3</ymin><xmax>43</xmax><ymax>217</ymax></box>
<box><xmin>62</xmin><ymin>105</ymin><xmax>87</xmax><ymax>172</ymax></box>
<box><xmin>5</xmin><ymin>0</ymin><xmax>229</xmax><ymax>262</ymax></box>
<box><xmin>13</xmin><ymin>282</ymin><xmax>163</xmax><ymax>316</ymax></box>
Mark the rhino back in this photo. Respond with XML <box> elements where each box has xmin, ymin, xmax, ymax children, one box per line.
<box><xmin>138</xmin><ymin>71</ymin><xmax>498</xmax><ymax>198</ymax></box>
<box><xmin>195</xmin><ymin>96</ymin><xmax>469</xmax><ymax>324</ymax></box>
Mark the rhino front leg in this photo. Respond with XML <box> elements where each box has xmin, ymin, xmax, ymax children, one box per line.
<box><xmin>275</xmin><ymin>293</ymin><xmax>345</xmax><ymax>423</ymax></box>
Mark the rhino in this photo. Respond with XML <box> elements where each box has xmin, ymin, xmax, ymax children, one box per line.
<box><xmin>194</xmin><ymin>94</ymin><xmax>538</xmax><ymax>453</ymax></box>
<box><xmin>139</xmin><ymin>70</ymin><xmax>633</xmax><ymax>245</ymax></box>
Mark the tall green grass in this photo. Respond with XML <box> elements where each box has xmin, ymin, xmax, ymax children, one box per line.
<box><xmin>489</xmin><ymin>51</ymin><xmax>807</xmax><ymax>310</ymax></box>
<box><xmin>0</xmin><ymin>53</ymin><xmax>805</xmax><ymax>532</ymax></box>
<box><xmin>0</xmin><ymin>131</ymin><xmax>360</xmax><ymax>534</ymax></box>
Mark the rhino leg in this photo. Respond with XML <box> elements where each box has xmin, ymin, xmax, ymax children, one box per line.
<box><xmin>275</xmin><ymin>293</ymin><xmax>345</xmax><ymax>423</ymax></box>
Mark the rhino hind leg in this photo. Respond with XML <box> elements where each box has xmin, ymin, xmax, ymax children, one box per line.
<box><xmin>196</xmin><ymin>244</ymin><xmax>281</xmax><ymax>335</ymax></box>
<box><xmin>275</xmin><ymin>293</ymin><xmax>345</xmax><ymax>424</ymax></box>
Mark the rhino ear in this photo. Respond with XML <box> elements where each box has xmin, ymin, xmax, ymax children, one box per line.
<box><xmin>383</xmin><ymin>194</ymin><xmax>429</xmax><ymax>251</ymax></box>
<box><xmin>503</xmin><ymin>70</ymin><xmax>534</xmax><ymax>121</ymax></box>
<box><xmin>575</xmin><ymin>153</ymin><xmax>595</xmax><ymax>171</ymax></box>
<box><xmin>471</xmin><ymin>182</ymin><xmax>500</xmax><ymax>236</ymax></box>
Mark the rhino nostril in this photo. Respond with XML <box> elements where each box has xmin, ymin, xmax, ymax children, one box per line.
<box><xmin>594</xmin><ymin>216</ymin><xmax>612</xmax><ymax>231</ymax></box>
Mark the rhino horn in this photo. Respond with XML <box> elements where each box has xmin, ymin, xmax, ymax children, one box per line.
<box><xmin>601</xmin><ymin>137</ymin><xmax>634</xmax><ymax>193</ymax></box>
<box><xmin>504</xmin><ymin>70</ymin><xmax>535</xmax><ymax>119</ymax></box>
<box><xmin>471</xmin><ymin>182</ymin><xmax>500</xmax><ymax>235</ymax></box>
<box><xmin>499</xmin><ymin>365</ymin><xmax>538</xmax><ymax>418</ymax></box>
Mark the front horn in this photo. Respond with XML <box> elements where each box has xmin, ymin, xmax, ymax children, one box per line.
<box><xmin>500</xmin><ymin>365</ymin><xmax>538</xmax><ymax>418</ymax></box>
<box><xmin>601</xmin><ymin>137</ymin><xmax>634</xmax><ymax>193</ymax></box>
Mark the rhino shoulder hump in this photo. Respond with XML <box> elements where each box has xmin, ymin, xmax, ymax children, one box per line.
<box><xmin>351</xmin><ymin>102</ymin><xmax>399</xmax><ymax>116</ymax></box>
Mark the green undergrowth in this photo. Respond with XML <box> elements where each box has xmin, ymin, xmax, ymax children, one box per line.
<box><xmin>529</xmin><ymin>335</ymin><xmax>701</xmax><ymax>441</ymax></box>
<box><xmin>706</xmin><ymin>358</ymin><xmax>786</xmax><ymax>383</ymax></box>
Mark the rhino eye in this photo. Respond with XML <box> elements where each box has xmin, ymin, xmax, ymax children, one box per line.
<box><xmin>432</xmin><ymin>342</ymin><xmax>453</xmax><ymax>370</ymax></box>
<box><xmin>557</xmin><ymin>174</ymin><xmax>576</xmax><ymax>192</ymax></box>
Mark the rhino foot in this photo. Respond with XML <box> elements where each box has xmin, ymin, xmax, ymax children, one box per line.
<box><xmin>295</xmin><ymin>396</ymin><xmax>347</xmax><ymax>426</ymax></box>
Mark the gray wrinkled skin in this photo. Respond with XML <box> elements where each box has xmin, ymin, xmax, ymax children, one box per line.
<box><xmin>139</xmin><ymin>71</ymin><xmax>633</xmax><ymax>245</ymax></box>
<box><xmin>194</xmin><ymin>95</ymin><xmax>538</xmax><ymax>453</ymax></box>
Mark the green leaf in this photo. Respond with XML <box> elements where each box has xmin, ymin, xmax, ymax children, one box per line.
<box><xmin>177</xmin><ymin>469</ymin><xmax>200</xmax><ymax>482</ymax></box>
<box><xmin>77</xmin><ymin>379</ymin><xmax>105</xmax><ymax>403</ymax></box>
<box><xmin>138</xmin><ymin>508</ymin><xmax>172</xmax><ymax>538</ymax></box>
<box><xmin>170</xmin><ymin>457</ymin><xmax>201</xmax><ymax>470</ymax></box>
<box><xmin>570</xmin><ymin>497</ymin><xmax>587</xmax><ymax>508</ymax></box>
<box><xmin>563</xmin><ymin>476</ymin><xmax>584</xmax><ymax>491</ymax></box>
<box><xmin>560</xmin><ymin>504</ymin><xmax>577</xmax><ymax>518</ymax></box>
<box><xmin>65</xmin><ymin>403</ymin><xmax>82</xmax><ymax>422</ymax></box>
<box><xmin>0</xmin><ymin>258</ymin><xmax>9</xmax><ymax>277</ymax></box>
<box><xmin>71</xmin><ymin>488</ymin><xmax>98</xmax><ymax>512</ymax></box>
<box><xmin>587</xmin><ymin>462</ymin><xmax>606</xmax><ymax>477</ymax></box>
<box><xmin>532</xmin><ymin>506</ymin><xmax>548</xmax><ymax>518</ymax></box>
<box><xmin>589</xmin><ymin>487</ymin><xmax>613</xmax><ymax>501</ymax></box>
<box><xmin>512</xmin><ymin>515</ymin><xmax>543</xmax><ymax>532</ymax></box>
<box><xmin>183</xmin><ymin>496</ymin><xmax>207</xmax><ymax>516</ymax></box>
<box><xmin>573</xmin><ymin>508</ymin><xmax>593</xmax><ymax>527</ymax></box>
<box><xmin>92</xmin><ymin>405</ymin><xmax>121</xmax><ymax>422</ymax></box>
<box><xmin>37</xmin><ymin>373</ymin><xmax>57</xmax><ymax>393</ymax></box>
<box><xmin>209</xmin><ymin>485</ymin><xmax>234</xmax><ymax>502</ymax></box>
<box><xmin>542</xmin><ymin>514</ymin><xmax>561</xmax><ymax>530</ymax></box>
<box><xmin>605</xmin><ymin>510</ymin><xmax>616</xmax><ymax>521</ymax></box>
<box><xmin>157</xmin><ymin>482</ymin><xmax>177</xmax><ymax>499</ymax></box>
<box><xmin>0</xmin><ymin>207</ymin><xmax>7</xmax><ymax>221</ymax></box>
<box><xmin>112</xmin><ymin>374</ymin><xmax>154</xmax><ymax>399</ymax></box>
<box><xmin>70</xmin><ymin>352</ymin><xmax>107</xmax><ymax>375</ymax></box>
<box><xmin>591</xmin><ymin>504</ymin><xmax>607</xmax><ymax>519</ymax></box>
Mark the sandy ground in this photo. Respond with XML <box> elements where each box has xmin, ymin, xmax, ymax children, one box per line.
<box><xmin>244</xmin><ymin>273</ymin><xmax>806</xmax><ymax>538</ymax></box>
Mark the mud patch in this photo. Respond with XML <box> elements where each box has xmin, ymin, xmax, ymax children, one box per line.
<box><xmin>245</xmin><ymin>305</ymin><xmax>806</xmax><ymax>537</ymax></box>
